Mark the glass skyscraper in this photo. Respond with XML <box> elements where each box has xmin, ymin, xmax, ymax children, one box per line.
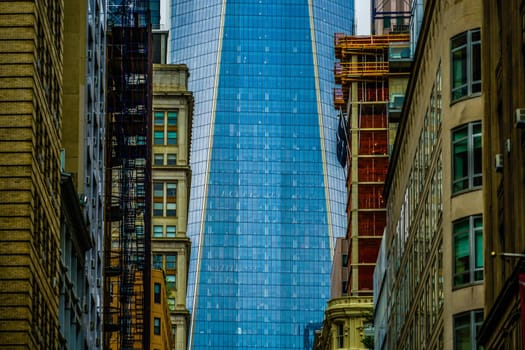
<box><xmin>170</xmin><ymin>1</ymin><xmax>353</xmax><ymax>349</ymax></box>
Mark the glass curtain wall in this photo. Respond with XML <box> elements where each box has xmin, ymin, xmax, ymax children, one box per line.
<box><xmin>170</xmin><ymin>1</ymin><xmax>353</xmax><ymax>349</ymax></box>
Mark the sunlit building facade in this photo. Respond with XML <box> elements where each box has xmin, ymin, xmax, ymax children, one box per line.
<box><xmin>377</xmin><ymin>0</ymin><xmax>484</xmax><ymax>349</ymax></box>
<box><xmin>170</xmin><ymin>1</ymin><xmax>354</xmax><ymax>349</ymax></box>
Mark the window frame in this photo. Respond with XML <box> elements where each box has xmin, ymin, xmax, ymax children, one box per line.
<box><xmin>451</xmin><ymin>122</ymin><xmax>482</xmax><ymax>195</ymax></box>
<box><xmin>453</xmin><ymin>215</ymin><xmax>483</xmax><ymax>288</ymax></box>
<box><xmin>153</xmin><ymin>110</ymin><xmax>178</xmax><ymax>145</ymax></box>
<box><xmin>154</xmin><ymin>317</ymin><xmax>161</xmax><ymax>335</ymax></box>
<box><xmin>154</xmin><ymin>283</ymin><xmax>161</xmax><ymax>304</ymax></box>
<box><xmin>453</xmin><ymin>309</ymin><xmax>483</xmax><ymax>350</ymax></box>
<box><xmin>451</xmin><ymin>28</ymin><xmax>481</xmax><ymax>102</ymax></box>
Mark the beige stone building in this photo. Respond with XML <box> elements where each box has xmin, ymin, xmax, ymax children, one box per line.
<box><xmin>377</xmin><ymin>0</ymin><xmax>484</xmax><ymax>349</ymax></box>
<box><xmin>0</xmin><ymin>1</ymin><xmax>63</xmax><ymax>348</ymax></box>
<box><xmin>151</xmin><ymin>64</ymin><xmax>193</xmax><ymax>350</ymax></box>
<box><xmin>479</xmin><ymin>0</ymin><xmax>525</xmax><ymax>348</ymax></box>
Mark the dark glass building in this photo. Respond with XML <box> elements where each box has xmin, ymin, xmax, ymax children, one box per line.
<box><xmin>170</xmin><ymin>1</ymin><xmax>353</xmax><ymax>349</ymax></box>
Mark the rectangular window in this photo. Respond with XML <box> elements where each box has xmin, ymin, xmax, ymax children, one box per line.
<box><xmin>167</xmin><ymin>131</ymin><xmax>177</xmax><ymax>145</ymax></box>
<box><xmin>153</xmin><ymin>182</ymin><xmax>163</xmax><ymax>198</ymax></box>
<box><xmin>154</xmin><ymin>111</ymin><xmax>164</xmax><ymax>126</ymax></box>
<box><xmin>167</xmin><ymin>153</ymin><xmax>177</xmax><ymax>165</ymax></box>
<box><xmin>153</xmin><ymin>255</ymin><xmax>163</xmax><ymax>269</ymax></box>
<box><xmin>153</xmin><ymin>203</ymin><xmax>163</xmax><ymax>217</ymax></box>
<box><xmin>153</xmin><ymin>225</ymin><xmax>163</xmax><ymax>238</ymax></box>
<box><xmin>166</xmin><ymin>203</ymin><xmax>176</xmax><ymax>216</ymax></box>
<box><xmin>337</xmin><ymin>323</ymin><xmax>344</xmax><ymax>348</ymax></box>
<box><xmin>166</xmin><ymin>275</ymin><xmax>176</xmax><ymax>290</ymax></box>
<box><xmin>167</xmin><ymin>111</ymin><xmax>178</xmax><ymax>126</ymax></box>
<box><xmin>154</xmin><ymin>283</ymin><xmax>161</xmax><ymax>304</ymax></box>
<box><xmin>453</xmin><ymin>215</ymin><xmax>483</xmax><ymax>287</ymax></box>
<box><xmin>154</xmin><ymin>131</ymin><xmax>164</xmax><ymax>145</ymax></box>
<box><xmin>452</xmin><ymin>122</ymin><xmax>482</xmax><ymax>194</ymax></box>
<box><xmin>168</xmin><ymin>297</ymin><xmax>176</xmax><ymax>311</ymax></box>
<box><xmin>454</xmin><ymin>310</ymin><xmax>483</xmax><ymax>350</ymax></box>
<box><xmin>166</xmin><ymin>183</ymin><xmax>177</xmax><ymax>197</ymax></box>
<box><xmin>451</xmin><ymin>28</ymin><xmax>481</xmax><ymax>101</ymax></box>
<box><xmin>166</xmin><ymin>225</ymin><xmax>176</xmax><ymax>238</ymax></box>
<box><xmin>154</xmin><ymin>153</ymin><xmax>164</xmax><ymax>165</ymax></box>
<box><xmin>154</xmin><ymin>317</ymin><xmax>161</xmax><ymax>335</ymax></box>
<box><xmin>166</xmin><ymin>254</ymin><xmax>177</xmax><ymax>270</ymax></box>
<box><xmin>153</xmin><ymin>182</ymin><xmax>177</xmax><ymax>217</ymax></box>
<box><xmin>153</xmin><ymin>111</ymin><xmax>178</xmax><ymax>145</ymax></box>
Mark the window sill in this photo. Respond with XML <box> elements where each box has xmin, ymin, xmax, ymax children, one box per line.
<box><xmin>450</xmin><ymin>92</ymin><xmax>482</xmax><ymax>106</ymax></box>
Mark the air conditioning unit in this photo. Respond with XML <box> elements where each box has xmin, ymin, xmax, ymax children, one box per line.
<box><xmin>96</xmin><ymin>278</ymin><xmax>101</xmax><ymax>288</ymax></box>
<box><xmin>495</xmin><ymin>153</ymin><xmax>504</xmax><ymax>172</ymax></box>
<box><xmin>516</xmin><ymin>108</ymin><xmax>525</xmax><ymax>128</ymax></box>
<box><xmin>86</xmin><ymin>176</ymin><xmax>90</xmax><ymax>186</ymax></box>
<box><xmin>87</xmin><ymin>50</ymin><xmax>93</xmax><ymax>60</ymax></box>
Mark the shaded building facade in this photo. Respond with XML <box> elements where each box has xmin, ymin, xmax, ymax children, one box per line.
<box><xmin>479</xmin><ymin>0</ymin><xmax>525</xmax><ymax>348</ymax></box>
<box><xmin>170</xmin><ymin>1</ymin><xmax>354</xmax><ymax>348</ymax></box>
<box><xmin>63</xmin><ymin>0</ymin><xmax>107</xmax><ymax>346</ymax></box>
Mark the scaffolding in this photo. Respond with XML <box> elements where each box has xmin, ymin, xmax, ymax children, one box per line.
<box><xmin>334</xmin><ymin>32</ymin><xmax>410</xmax><ymax>296</ymax></box>
<box><xmin>104</xmin><ymin>1</ymin><xmax>152</xmax><ymax>349</ymax></box>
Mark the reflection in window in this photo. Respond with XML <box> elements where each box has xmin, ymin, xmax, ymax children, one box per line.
<box><xmin>153</xmin><ymin>255</ymin><xmax>162</xmax><ymax>269</ymax></box>
<box><xmin>154</xmin><ymin>283</ymin><xmax>161</xmax><ymax>304</ymax></box>
<box><xmin>452</xmin><ymin>122</ymin><xmax>481</xmax><ymax>194</ymax></box>
<box><xmin>454</xmin><ymin>310</ymin><xmax>483</xmax><ymax>350</ymax></box>
<box><xmin>451</xmin><ymin>29</ymin><xmax>481</xmax><ymax>101</ymax></box>
<box><xmin>453</xmin><ymin>215</ymin><xmax>483</xmax><ymax>287</ymax></box>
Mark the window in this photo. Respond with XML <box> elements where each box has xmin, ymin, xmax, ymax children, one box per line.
<box><xmin>167</xmin><ymin>153</ymin><xmax>177</xmax><ymax>165</ymax></box>
<box><xmin>154</xmin><ymin>283</ymin><xmax>161</xmax><ymax>304</ymax></box>
<box><xmin>171</xmin><ymin>325</ymin><xmax>177</xmax><ymax>346</ymax></box>
<box><xmin>452</xmin><ymin>122</ymin><xmax>481</xmax><ymax>194</ymax></box>
<box><xmin>167</xmin><ymin>131</ymin><xmax>177</xmax><ymax>145</ymax></box>
<box><xmin>168</xmin><ymin>297</ymin><xmax>176</xmax><ymax>311</ymax></box>
<box><xmin>451</xmin><ymin>28</ymin><xmax>481</xmax><ymax>101</ymax></box>
<box><xmin>152</xmin><ymin>182</ymin><xmax>177</xmax><ymax>217</ymax></box>
<box><xmin>153</xmin><ymin>183</ymin><xmax>163</xmax><ymax>197</ymax></box>
<box><xmin>166</xmin><ymin>275</ymin><xmax>176</xmax><ymax>290</ymax></box>
<box><xmin>166</xmin><ymin>225</ymin><xmax>176</xmax><ymax>238</ymax></box>
<box><xmin>154</xmin><ymin>153</ymin><xmax>164</xmax><ymax>165</ymax></box>
<box><xmin>153</xmin><ymin>203</ymin><xmax>163</xmax><ymax>217</ymax></box>
<box><xmin>153</xmin><ymin>110</ymin><xmax>178</xmax><ymax>145</ymax></box>
<box><xmin>454</xmin><ymin>310</ymin><xmax>483</xmax><ymax>350</ymax></box>
<box><xmin>453</xmin><ymin>215</ymin><xmax>483</xmax><ymax>287</ymax></box>
<box><xmin>153</xmin><ymin>225</ymin><xmax>163</xmax><ymax>238</ymax></box>
<box><xmin>153</xmin><ymin>255</ymin><xmax>163</xmax><ymax>269</ymax></box>
<box><xmin>154</xmin><ymin>131</ymin><xmax>164</xmax><ymax>145</ymax></box>
<box><xmin>166</xmin><ymin>254</ymin><xmax>177</xmax><ymax>270</ymax></box>
<box><xmin>166</xmin><ymin>203</ymin><xmax>176</xmax><ymax>216</ymax></box>
<box><xmin>154</xmin><ymin>317</ymin><xmax>161</xmax><ymax>335</ymax></box>
<box><xmin>166</xmin><ymin>183</ymin><xmax>177</xmax><ymax>197</ymax></box>
<box><xmin>337</xmin><ymin>323</ymin><xmax>344</xmax><ymax>348</ymax></box>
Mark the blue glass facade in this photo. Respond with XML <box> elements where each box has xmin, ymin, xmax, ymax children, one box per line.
<box><xmin>170</xmin><ymin>1</ymin><xmax>353</xmax><ymax>349</ymax></box>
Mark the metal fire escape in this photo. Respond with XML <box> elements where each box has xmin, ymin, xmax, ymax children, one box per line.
<box><xmin>104</xmin><ymin>1</ymin><xmax>152</xmax><ymax>349</ymax></box>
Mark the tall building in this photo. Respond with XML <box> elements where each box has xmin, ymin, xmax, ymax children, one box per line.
<box><xmin>0</xmin><ymin>1</ymin><xmax>63</xmax><ymax>348</ymax></box>
<box><xmin>375</xmin><ymin>0</ymin><xmax>484</xmax><ymax>349</ymax></box>
<box><xmin>63</xmin><ymin>0</ymin><xmax>107</xmax><ymax>346</ymax></box>
<box><xmin>170</xmin><ymin>1</ymin><xmax>354</xmax><ymax>349</ymax></box>
<box><xmin>151</xmin><ymin>63</ymin><xmax>193</xmax><ymax>350</ymax></box>
<box><xmin>314</xmin><ymin>3</ymin><xmax>411</xmax><ymax>347</ymax></box>
<box><xmin>479</xmin><ymin>0</ymin><xmax>525</xmax><ymax>348</ymax></box>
